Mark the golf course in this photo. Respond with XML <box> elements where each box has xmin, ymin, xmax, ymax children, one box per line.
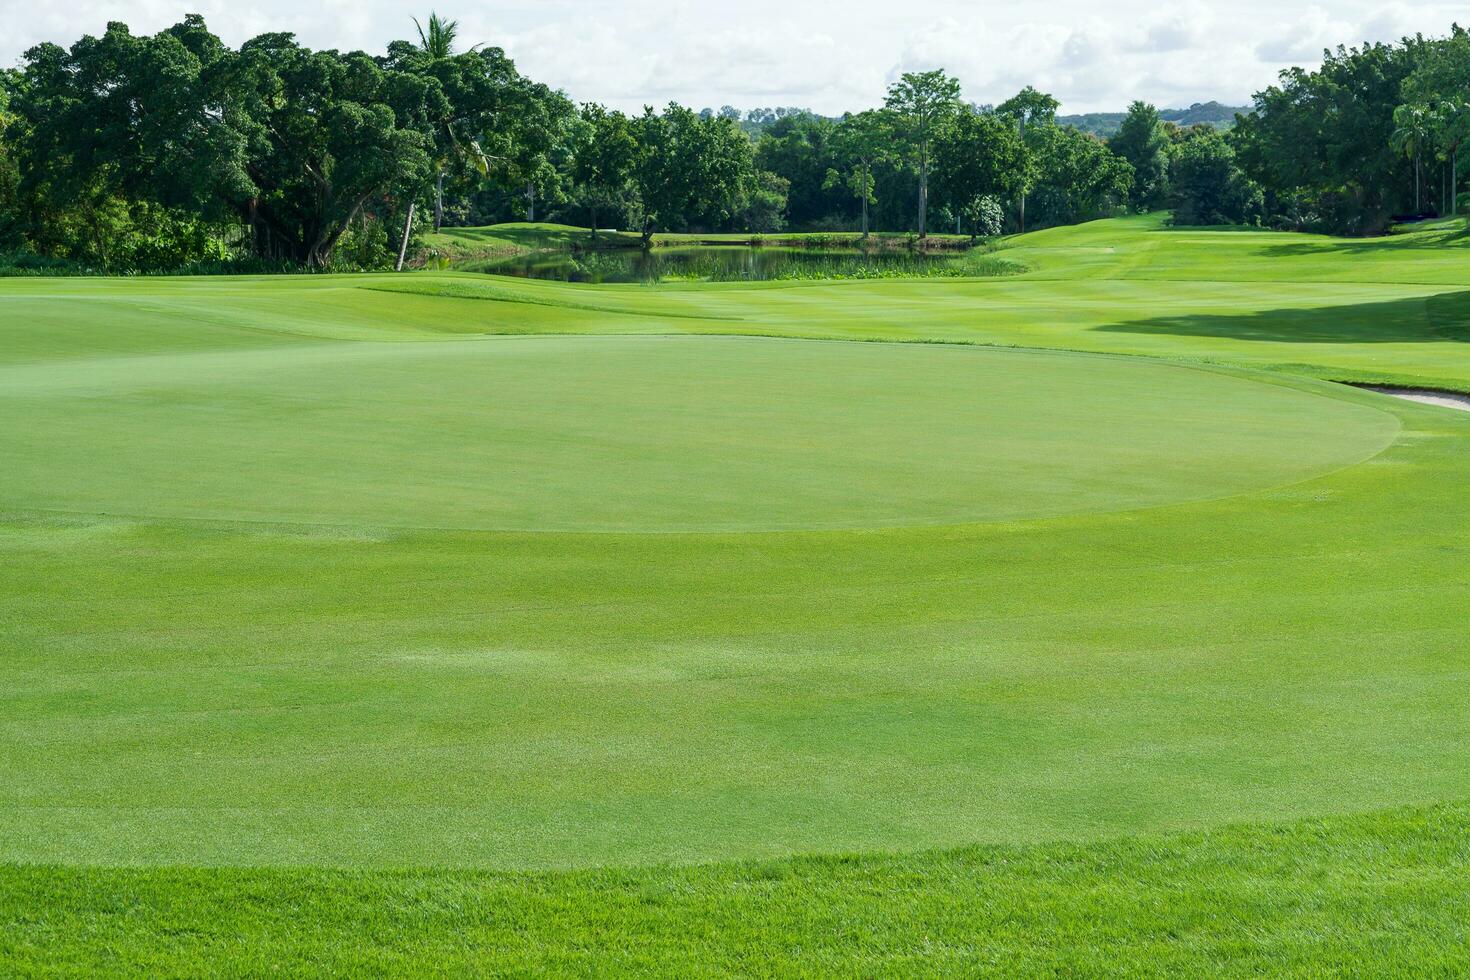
<box><xmin>3</xmin><ymin>213</ymin><xmax>1470</xmax><ymax>972</ymax></box>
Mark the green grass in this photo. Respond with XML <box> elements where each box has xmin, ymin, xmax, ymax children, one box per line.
<box><xmin>2</xmin><ymin>337</ymin><xmax>1397</xmax><ymax>532</ymax></box>
<box><xmin>4</xmin><ymin>213</ymin><xmax>1470</xmax><ymax>972</ymax></box>
<box><xmin>5</xmin><ymin>803</ymin><xmax>1467</xmax><ymax>976</ymax></box>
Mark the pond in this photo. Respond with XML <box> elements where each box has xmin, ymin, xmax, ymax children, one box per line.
<box><xmin>452</xmin><ymin>246</ymin><xmax>986</xmax><ymax>284</ymax></box>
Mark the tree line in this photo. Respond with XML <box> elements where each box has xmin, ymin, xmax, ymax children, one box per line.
<box><xmin>1235</xmin><ymin>25</ymin><xmax>1470</xmax><ymax>233</ymax></box>
<box><xmin>0</xmin><ymin>15</ymin><xmax>1465</xmax><ymax>272</ymax></box>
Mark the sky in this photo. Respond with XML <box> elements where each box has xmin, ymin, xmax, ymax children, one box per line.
<box><xmin>0</xmin><ymin>1</ymin><xmax>1461</xmax><ymax>114</ymax></box>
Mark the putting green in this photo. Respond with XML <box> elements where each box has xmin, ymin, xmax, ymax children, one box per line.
<box><xmin>0</xmin><ymin>335</ymin><xmax>1396</xmax><ymax>531</ymax></box>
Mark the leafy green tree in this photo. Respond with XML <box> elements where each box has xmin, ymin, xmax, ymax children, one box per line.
<box><xmin>632</xmin><ymin>103</ymin><xmax>754</xmax><ymax>244</ymax></box>
<box><xmin>754</xmin><ymin>113</ymin><xmax>841</xmax><ymax>228</ymax></box>
<box><xmin>997</xmin><ymin>86</ymin><xmax>1060</xmax><ymax>231</ymax></box>
<box><xmin>1025</xmin><ymin>126</ymin><xmax>1133</xmax><ymax>228</ymax></box>
<box><xmin>1108</xmin><ymin>102</ymin><xmax>1171</xmax><ymax>210</ymax></box>
<box><xmin>572</xmin><ymin>104</ymin><xmax>637</xmax><ymax>239</ymax></box>
<box><xmin>1172</xmin><ymin>127</ymin><xmax>1264</xmax><ymax>225</ymax></box>
<box><xmin>742</xmin><ymin>171</ymin><xmax>790</xmax><ymax>233</ymax></box>
<box><xmin>823</xmin><ymin>110</ymin><xmax>892</xmax><ymax>238</ymax></box>
<box><xmin>497</xmin><ymin>79</ymin><xmax>579</xmax><ymax>222</ymax></box>
<box><xmin>9</xmin><ymin>17</ymin><xmax>252</xmax><ymax>266</ymax></box>
<box><xmin>1233</xmin><ymin>40</ymin><xmax>1421</xmax><ymax>232</ymax></box>
<box><xmin>884</xmin><ymin>70</ymin><xmax>962</xmax><ymax>237</ymax></box>
<box><xmin>932</xmin><ymin>108</ymin><xmax>1025</xmax><ymax>240</ymax></box>
<box><xmin>0</xmin><ymin>71</ymin><xmax>23</xmax><ymax>250</ymax></box>
<box><xmin>231</xmin><ymin>33</ymin><xmax>436</xmax><ymax>267</ymax></box>
<box><xmin>1429</xmin><ymin>102</ymin><xmax>1470</xmax><ymax>215</ymax></box>
<box><xmin>1402</xmin><ymin>29</ymin><xmax>1470</xmax><ymax>215</ymax></box>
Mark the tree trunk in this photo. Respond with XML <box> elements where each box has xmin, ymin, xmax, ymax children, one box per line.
<box><xmin>918</xmin><ymin>148</ymin><xmax>928</xmax><ymax>238</ymax></box>
<box><xmin>247</xmin><ymin>197</ymin><xmax>259</xmax><ymax>258</ymax></box>
<box><xmin>590</xmin><ymin>205</ymin><xmax>599</xmax><ymax>242</ymax></box>
<box><xmin>396</xmin><ymin>202</ymin><xmax>416</xmax><ymax>272</ymax></box>
<box><xmin>526</xmin><ymin>183</ymin><xmax>536</xmax><ymax>223</ymax></box>
<box><xmin>860</xmin><ymin>160</ymin><xmax>870</xmax><ymax>240</ymax></box>
<box><xmin>435</xmin><ymin>171</ymin><xmax>444</xmax><ymax>234</ymax></box>
<box><xmin>1018</xmin><ymin>117</ymin><xmax>1028</xmax><ymax>234</ymax></box>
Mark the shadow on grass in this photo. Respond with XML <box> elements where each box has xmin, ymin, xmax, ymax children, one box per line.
<box><xmin>1257</xmin><ymin>222</ymin><xmax>1470</xmax><ymax>258</ymax></box>
<box><xmin>1098</xmin><ymin>291</ymin><xmax>1470</xmax><ymax>344</ymax></box>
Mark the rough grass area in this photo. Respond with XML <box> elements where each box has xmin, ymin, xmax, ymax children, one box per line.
<box><xmin>3</xmin><ymin>804</ymin><xmax>1467</xmax><ymax>976</ymax></box>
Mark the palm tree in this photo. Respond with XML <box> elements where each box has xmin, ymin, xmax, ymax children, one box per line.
<box><xmin>414</xmin><ymin>13</ymin><xmax>459</xmax><ymax>61</ymax></box>
<box><xmin>411</xmin><ymin>13</ymin><xmax>490</xmax><ymax>235</ymax></box>
<box><xmin>1432</xmin><ymin>101</ymin><xmax>1470</xmax><ymax>217</ymax></box>
<box><xmin>1391</xmin><ymin>103</ymin><xmax>1433</xmax><ymax>212</ymax></box>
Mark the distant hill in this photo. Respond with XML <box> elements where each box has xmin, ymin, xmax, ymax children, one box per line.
<box><xmin>1059</xmin><ymin>102</ymin><xmax>1249</xmax><ymax>138</ymax></box>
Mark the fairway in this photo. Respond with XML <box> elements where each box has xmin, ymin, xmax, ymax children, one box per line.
<box><xmin>0</xmin><ymin>335</ymin><xmax>1397</xmax><ymax>531</ymax></box>
<box><xmin>4</xmin><ymin>216</ymin><xmax>1470</xmax><ymax>970</ymax></box>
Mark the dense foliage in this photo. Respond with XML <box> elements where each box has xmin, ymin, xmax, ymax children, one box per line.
<box><xmin>0</xmin><ymin>17</ymin><xmax>1141</xmax><ymax>271</ymax></box>
<box><xmin>1235</xmin><ymin>26</ymin><xmax>1470</xmax><ymax>233</ymax></box>
<box><xmin>1</xmin><ymin>16</ymin><xmax>1463</xmax><ymax>270</ymax></box>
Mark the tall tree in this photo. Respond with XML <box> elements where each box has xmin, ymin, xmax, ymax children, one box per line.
<box><xmin>9</xmin><ymin>17</ymin><xmax>252</xmax><ymax>265</ymax></box>
<box><xmin>0</xmin><ymin>70</ymin><xmax>23</xmax><ymax>250</ymax></box>
<box><xmin>1403</xmin><ymin>29</ymin><xmax>1470</xmax><ymax>216</ymax></box>
<box><xmin>497</xmin><ymin>78</ymin><xmax>579</xmax><ymax>222</ymax></box>
<box><xmin>232</xmin><ymin>33</ymin><xmax>437</xmax><ymax>267</ymax></box>
<box><xmin>932</xmin><ymin>108</ymin><xmax>1025</xmax><ymax>240</ymax></box>
<box><xmin>997</xmin><ymin>86</ymin><xmax>1060</xmax><ymax>232</ymax></box>
<box><xmin>823</xmin><ymin>110</ymin><xmax>892</xmax><ymax>238</ymax></box>
<box><xmin>1233</xmin><ymin>40</ymin><xmax>1421</xmax><ymax>233</ymax></box>
<box><xmin>1024</xmin><ymin>125</ymin><xmax>1133</xmax><ymax>228</ymax></box>
<box><xmin>1108</xmin><ymin>102</ymin><xmax>1171</xmax><ymax>210</ymax></box>
<box><xmin>754</xmin><ymin>112</ymin><xmax>841</xmax><ymax>228</ymax></box>
<box><xmin>632</xmin><ymin>103</ymin><xmax>754</xmax><ymax>245</ymax></box>
<box><xmin>406</xmin><ymin>13</ymin><xmax>496</xmax><ymax>233</ymax></box>
<box><xmin>884</xmin><ymin>70</ymin><xmax>961</xmax><ymax>237</ymax></box>
<box><xmin>1171</xmin><ymin>127</ymin><xmax>1264</xmax><ymax>226</ymax></box>
<box><xmin>1391</xmin><ymin>102</ymin><xmax>1433</xmax><ymax>211</ymax></box>
<box><xmin>572</xmin><ymin>103</ymin><xmax>636</xmax><ymax>239</ymax></box>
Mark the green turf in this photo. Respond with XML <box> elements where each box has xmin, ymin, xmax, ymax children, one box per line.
<box><xmin>0</xmin><ymin>336</ymin><xmax>1398</xmax><ymax>532</ymax></box>
<box><xmin>4</xmin><ymin>803</ymin><xmax>1467</xmax><ymax>976</ymax></box>
<box><xmin>3</xmin><ymin>213</ymin><xmax>1470</xmax><ymax>971</ymax></box>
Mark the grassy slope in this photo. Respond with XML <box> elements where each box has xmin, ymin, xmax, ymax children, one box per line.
<box><xmin>4</xmin><ymin>214</ymin><xmax>1470</xmax><ymax>973</ymax></box>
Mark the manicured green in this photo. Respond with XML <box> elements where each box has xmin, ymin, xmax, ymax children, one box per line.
<box><xmin>3</xmin><ymin>214</ymin><xmax>1470</xmax><ymax>972</ymax></box>
<box><xmin>1</xmin><ymin>336</ymin><xmax>1397</xmax><ymax>532</ymax></box>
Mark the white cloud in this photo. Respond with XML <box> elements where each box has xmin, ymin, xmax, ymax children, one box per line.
<box><xmin>1254</xmin><ymin>6</ymin><xmax>1352</xmax><ymax>63</ymax></box>
<box><xmin>0</xmin><ymin>0</ymin><xmax>1464</xmax><ymax>114</ymax></box>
